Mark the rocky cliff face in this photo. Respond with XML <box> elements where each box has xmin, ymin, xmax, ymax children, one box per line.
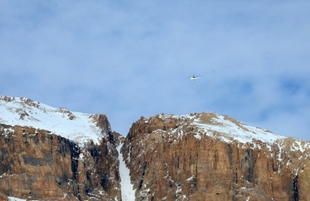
<box><xmin>121</xmin><ymin>113</ymin><xmax>310</xmax><ymax>201</ymax></box>
<box><xmin>0</xmin><ymin>96</ymin><xmax>121</xmax><ymax>200</ymax></box>
<box><xmin>0</xmin><ymin>124</ymin><xmax>121</xmax><ymax>201</ymax></box>
<box><xmin>1</xmin><ymin>96</ymin><xmax>310</xmax><ymax>201</ymax></box>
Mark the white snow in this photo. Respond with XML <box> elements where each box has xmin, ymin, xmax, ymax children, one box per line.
<box><xmin>192</xmin><ymin>113</ymin><xmax>287</xmax><ymax>145</ymax></box>
<box><xmin>155</xmin><ymin>112</ymin><xmax>295</xmax><ymax>150</ymax></box>
<box><xmin>117</xmin><ymin>143</ymin><xmax>135</xmax><ymax>201</ymax></box>
<box><xmin>290</xmin><ymin>140</ymin><xmax>310</xmax><ymax>153</ymax></box>
<box><xmin>186</xmin><ymin>175</ymin><xmax>195</xmax><ymax>182</ymax></box>
<box><xmin>8</xmin><ymin>197</ymin><xmax>40</xmax><ymax>201</ymax></box>
<box><xmin>0</xmin><ymin>96</ymin><xmax>103</xmax><ymax>145</ymax></box>
<box><xmin>8</xmin><ymin>197</ymin><xmax>27</xmax><ymax>201</ymax></box>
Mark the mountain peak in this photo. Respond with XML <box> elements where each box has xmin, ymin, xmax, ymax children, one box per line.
<box><xmin>192</xmin><ymin>112</ymin><xmax>287</xmax><ymax>145</ymax></box>
<box><xmin>136</xmin><ymin>112</ymin><xmax>287</xmax><ymax>147</ymax></box>
<box><xmin>0</xmin><ymin>96</ymin><xmax>108</xmax><ymax>145</ymax></box>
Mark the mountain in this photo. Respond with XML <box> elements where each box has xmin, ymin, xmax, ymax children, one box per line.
<box><xmin>0</xmin><ymin>96</ymin><xmax>107</xmax><ymax>145</ymax></box>
<box><xmin>1</xmin><ymin>96</ymin><xmax>310</xmax><ymax>200</ymax></box>
<box><xmin>0</xmin><ymin>96</ymin><xmax>122</xmax><ymax>200</ymax></box>
<box><xmin>123</xmin><ymin>113</ymin><xmax>310</xmax><ymax>200</ymax></box>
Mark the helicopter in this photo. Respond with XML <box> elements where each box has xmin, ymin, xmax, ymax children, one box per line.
<box><xmin>190</xmin><ymin>75</ymin><xmax>203</xmax><ymax>81</ymax></box>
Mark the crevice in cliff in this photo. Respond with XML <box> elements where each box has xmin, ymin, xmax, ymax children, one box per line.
<box><xmin>214</xmin><ymin>150</ymin><xmax>219</xmax><ymax>169</ymax></box>
<box><xmin>138</xmin><ymin>163</ymin><xmax>147</xmax><ymax>190</ymax></box>
<box><xmin>227</xmin><ymin>144</ymin><xmax>234</xmax><ymax>171</ymax></box>
<box><xmin>293</xmin><ymin>175</ymin><xmax>299</xmax><ymax>201</ymax></box>
<box><xmin>58</xmin><ymin>136</ymin><xmax>71</xmax><ymax>158</ymax></box>
<box><xmin>241</xmin><ymin>149</ymin><xmax>255</xmax><ymax>182</ymax></box>
<box><xmin>100</xmin><ymin>173</ymin><xmax>110</xmax><ymax>191</ymax></box>
<box><xmin>89</xmin><ymin>143</ymin><xmax>101</xmax><ymax>164</ymax></box>
<box><xmin>69</xmin><ymin>141</ymin><xmax>80</xmax><ymax>180</ymax></box>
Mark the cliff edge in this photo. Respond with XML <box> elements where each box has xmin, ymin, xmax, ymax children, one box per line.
<box><xmin>1</xmin><ymin>96</ymin><xmax>310</xmax><ymax>201</ymax></box>
<box><xmin>122</xmin><ymin>113</ymin><xmax>310</xmax><ymax>200</ymax></box>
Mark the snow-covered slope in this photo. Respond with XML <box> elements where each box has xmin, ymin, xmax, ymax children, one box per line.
<box><xmin>0</xmin><ymin>96</ymin><xmax>103</xmax><ymax>145</ymax></box>
<box><xmin>192</xmin><ymin>113</ymin><xmax>287</xmax><ymax>144</ymax></box>
<box><xmin>157</xmin><ymin>112</ymin><xmax>288</xmax><ymax>146</ymax></box>
<box><xmin>154</xmin><ymin>112</ymin><xmax>310</xmax><ymax>164</ymax></box>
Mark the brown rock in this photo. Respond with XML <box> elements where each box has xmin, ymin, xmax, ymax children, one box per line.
<box><xmin>2</xmin><ymin>98</ymin><xmax>310</xmax><ymax>201</ymax></box>
<box><xmin>122</xmin><ymin>113</ymin><xmax>310</xmax><ymax>201</ymax></box>
<box><xmin>0</xmin><ymin>122</ymin><xmax>121</xmax><ymax>201</ymax></box>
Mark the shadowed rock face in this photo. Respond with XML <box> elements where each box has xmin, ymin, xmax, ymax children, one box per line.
<box><xmin>121</xmin><ymin>113</ymin><xmax>310</xmax><ymax>201</ymax></box>
<box><xmin>0</xmin><ymin>117</ymin><xmax>121</xmax><ymax>201</ymax></box>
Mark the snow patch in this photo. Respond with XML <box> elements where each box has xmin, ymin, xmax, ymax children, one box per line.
<box><xmin>192</xmin><ymin>113</ymin><xmax>287</xmax><ymax>147</ymax></box>
<box><xmin>117</xmin><ymin>143</ymin><xmax>135</xmax><ymax>201</ymax></box>
<box><xmin>156</xmin><ymin>112</ymin><xmax>289</xmax><ymax>147</ymax></box>
<box><xmin>8</xmin><ymin>197</ymin><xmax>28</xmax><ymax>201</ymax></box>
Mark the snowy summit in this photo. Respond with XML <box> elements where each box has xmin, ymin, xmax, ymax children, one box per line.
<box><xmin>0</xmin><ymin>96</ymin><xmax>104</xmax><ymax>145</ymax></box>
<box><xmin>156</xmin><ymin>112</ymin><xmax>289</xmax><ymax>147</ymax></box>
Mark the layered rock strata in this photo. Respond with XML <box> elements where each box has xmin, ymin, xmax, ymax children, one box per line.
<box><xmin>121</xmin><ymin>113</ymin><xmax>310</xmax><ymax>201</ymax></box>
<box><xmin>2</xmin><ymin>96</ymin><xmax>310</xmax><ymax>201</ymax></box>
<box><xmin>0</xmin><ymin>120</ymin><xmax>121</xmax><ymax>200</ymax></box>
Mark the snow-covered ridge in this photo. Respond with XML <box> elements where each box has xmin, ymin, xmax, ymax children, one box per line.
<box><xmin>193</xmin><ymin>113</ymin><xmax>288</xmax><ymax>144</ymax></box>
<box><xmin>156</xmin><ymin>112</ymin><xmax>288</xmax><ymax>145</ymax></box>
<box><xmin>0</xmin><ymin>96</ymin><xmax>103</xmax><ymax>145</ymax></box>
<box><xmin>154</xmin><ymin>113</ymin><xmax>310</xmax><ymax>161</ymax></box>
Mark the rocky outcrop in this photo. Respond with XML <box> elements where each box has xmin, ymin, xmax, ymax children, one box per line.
<box><xmin>0</xmin><ymin>115</ymin><xmax>121</xmax><ymax>200</ymax></box>
<box><xmin>2</xmin><ymin>96</ymin><xmax>310</xmax><ymax>201</ymax></box>
<box><xmin>121</xmin><ymin>113</ymin><xmax>310</xmax><ymax>201</ymax></box>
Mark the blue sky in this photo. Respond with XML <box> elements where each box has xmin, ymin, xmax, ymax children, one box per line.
<box><xmin>1</xmin><ymin>1</ymin><xmax>310</xmax><ymax>140</ymax></box>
